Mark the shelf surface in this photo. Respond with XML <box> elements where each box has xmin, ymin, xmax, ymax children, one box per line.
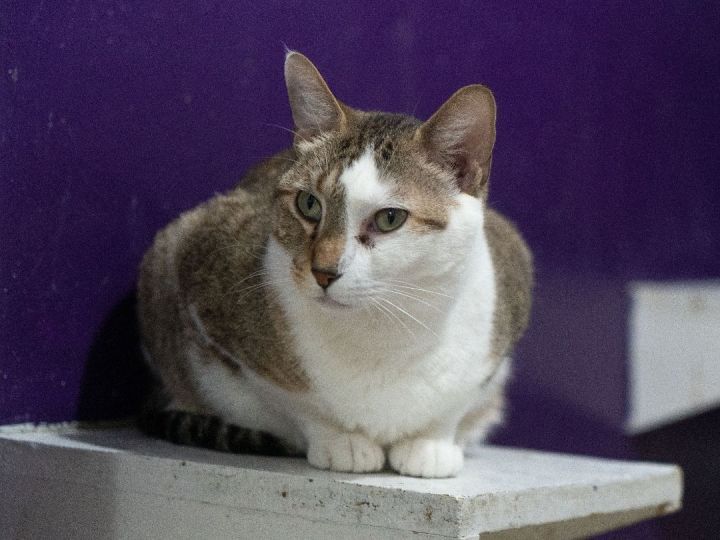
<box><xmin>0</xmin><ymin>425</ymin><xmax>682</xmax><ymax>539</ymax></box>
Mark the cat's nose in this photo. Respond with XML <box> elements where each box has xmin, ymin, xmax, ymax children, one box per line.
<box><xmin>311</xmin><ymin>267</ymin><xmax>341</xmax><ymax>289</ymax></box>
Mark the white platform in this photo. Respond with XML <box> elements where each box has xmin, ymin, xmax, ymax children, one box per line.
<box><xmin>0</xmin><ymin>426</ymin><xmax>681</xmax><ymax>539</ymax></box>
<box><xmin>628</xmin><ymin>280</ymin><xmax>720</xmax><ymax>433</ymax></box>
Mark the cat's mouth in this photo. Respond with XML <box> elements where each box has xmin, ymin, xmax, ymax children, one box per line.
<box><xmin>315</xmin><ymin>295</ymin><xmax>353</xmax><ymax>310</ymax></box>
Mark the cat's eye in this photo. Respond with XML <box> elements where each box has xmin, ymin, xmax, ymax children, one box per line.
<box><xmin>296</xmin><ymin>191</ymin><xmax>322</xmax><ymax>222</ymax></box>
<box><xmin>374</xmin><ymin>208</ymin><xmax>408</xmax><ymax>233</ymax></box>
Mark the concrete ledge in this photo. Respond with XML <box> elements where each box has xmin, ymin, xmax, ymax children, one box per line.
<box><xmin>628</xmin><ymin>280</ymin><xmax>720</xmax><ymax>433</ymax></box>
<box><xmin>0</xmin><ymin>426</ymin><xmax>682</xmax><ymax>539</ymax></box>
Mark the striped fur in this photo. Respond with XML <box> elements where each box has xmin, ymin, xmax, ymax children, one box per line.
<box><xmin>138</xmin><ymin>409</ymin><xmax>298</xmax><ymax>456</ymax></box>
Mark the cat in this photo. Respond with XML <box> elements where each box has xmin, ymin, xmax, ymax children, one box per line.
<box><xmin>137</xmin><ymin>51</ymin><xmax>533</xmax><ymax>478</ymax></box>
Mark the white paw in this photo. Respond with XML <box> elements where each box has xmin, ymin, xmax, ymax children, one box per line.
<box><xmin>389</xmin><ymin>438</ymin><xmax>463</xmax><ymax>478</ymax></box>
<box><xmin>307</xmin><ymin>433</ymin><xmax>385</xmax><ymax>473</ymax></box>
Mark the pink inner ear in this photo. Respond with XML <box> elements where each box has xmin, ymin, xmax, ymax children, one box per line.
<box><xmin>419</xmin><ymin>85</ymin><xmax>496</xmax><ymax>195</ymax></box>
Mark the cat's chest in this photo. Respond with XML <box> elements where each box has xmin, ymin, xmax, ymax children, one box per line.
<box><xmin>292</xmin><ymin>313</ymin><xmax>495</xmax><ymax>442</ymax></box>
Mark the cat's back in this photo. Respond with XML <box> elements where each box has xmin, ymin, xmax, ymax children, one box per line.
<box><xmin>139</xmin><ymin>158</ymin><xmax>277</xmax><ymax>288</ymax></box>
<box><xmin>484</xmin><ymin>208</ymin><xmax>533</xmax><ymax>358</ymax></box>
<box><xmin>140</xmin><ymin>149</ymin><xmax>294</xmax><ymax>289</ymax></box>
<box><xmin>137</xmin><ymin>151</ymin><xmax>295</xmax><ymax>402</ymax></box>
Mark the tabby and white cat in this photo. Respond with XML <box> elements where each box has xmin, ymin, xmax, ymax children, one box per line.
<box><xmin>137</xmin><ymin>52</ymin><xmax>532</xmax><ymax>478</ymax></box>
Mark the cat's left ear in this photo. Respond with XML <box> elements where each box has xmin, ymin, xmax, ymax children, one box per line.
<box><xmin>416</xmin><ymin>85</ymin><xmax>496</xmax><ymax>196</ymax></box>
<box><xmin>284</xmin><ymin>51</ymin><xmax>348</xmax><ymax>144</ymax></box>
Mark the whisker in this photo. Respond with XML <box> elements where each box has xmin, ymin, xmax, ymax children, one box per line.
<box><xmin>384</xmin><ymin>279</ymin><xmax>454</xmax><ymax>299</ymax></box>
<box><xmin>264</xmin><ymin>123</ymin><xmax>302</xmax><ymax>138</ymax></box>
<box><xmin>204</xmin><ymin>239</ymin><xmax>260</xmax><ymax>260</ymax></box>
<box><xmin>378</xmin><ymin>297</ymin><xmax>437</xmax><ymax>338</ymax></box>
<box><xmin>377</xmin><ymin>288</ymin><xmax>442</xmax><ymax>312</ymax></box>
<box><xmin>231</xmin><ymin>278</ymin><xmax>293</xmax><ymax>299</ymax></box>
<box><xmin>372</xmin><ymin>297</ymin><xmax>414</xmax><ymax>337</ymax></box>
<box><xmin>234</xmin><ymin>269</ymin><xmax>272</xmax><ymax>285</ymax></box>
<box><xmin>369</xmin><ymin>297</ymin><xmax>398</xmax><ymax>327</ymax></box>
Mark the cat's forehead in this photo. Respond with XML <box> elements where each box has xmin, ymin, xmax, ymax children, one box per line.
<box><xmin>296</xmin><ymin>113</ymin><xmax>418</xmax><ymax>169</ymax></box>
<box><xmin>338</xmin><ymin>113</ymin><xmax>418</xmax><ymax>159</ymax></box>
<box><xmin>335</xmin><ymin>146</ymin><xmax>457</xmax><ymax>232</ymax></box>
<box><xmin>338</xmin><ymin>149</ymin><xmax>393</xmax><ymax>207</ymax></box>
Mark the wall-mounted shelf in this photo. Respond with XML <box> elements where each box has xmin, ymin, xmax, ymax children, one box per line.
<box><xmin>0</xmin><ymin>425</ymin><xmax>681</xmax><ymax>539</ymax></box>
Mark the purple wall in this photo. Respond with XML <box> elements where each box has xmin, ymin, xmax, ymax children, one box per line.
<box><xmin>3</xmin><ymin>2</ymin><xmax>720</xmax><ymax>535</ymax></box>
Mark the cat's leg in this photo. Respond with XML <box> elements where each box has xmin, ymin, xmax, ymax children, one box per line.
<box><xmin>302</xmin><ymin>420</ymin><xmax>385</xmax><ymax>473</ymax></box>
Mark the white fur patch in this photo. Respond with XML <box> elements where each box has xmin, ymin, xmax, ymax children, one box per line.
<box><xmin>338</xmin><ymin>148</ymin><xmax>392</xmax><ymax>212</ymax></box>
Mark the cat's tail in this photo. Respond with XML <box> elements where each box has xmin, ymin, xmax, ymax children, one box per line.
<box><xmin>138</xmin><ymin>409</ymin><xmax>300</xmax><ymax>457</ymax></box>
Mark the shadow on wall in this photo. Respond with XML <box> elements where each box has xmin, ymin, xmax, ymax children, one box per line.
<box><xmin>77</xmin><ymin>291</ymin><xmax>152</xmax><ymax>422</ymax></box>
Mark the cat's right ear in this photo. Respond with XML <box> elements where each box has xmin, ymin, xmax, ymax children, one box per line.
<box><xmin>284</xmin><ymin>52</ymin><xmax>348</xmax><ymax>145</ymax></box>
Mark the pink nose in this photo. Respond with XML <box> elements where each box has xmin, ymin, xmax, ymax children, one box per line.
<box><xmin>311</xmin><ymin>267</ymin><xmax>341</xmax><ymax>289</ymax></box>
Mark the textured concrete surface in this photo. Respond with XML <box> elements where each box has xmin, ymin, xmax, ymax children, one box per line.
<box><xmin>0</xmin><ymin>426</ymin><xmax>682</xmax><ymax>538</ymax></box>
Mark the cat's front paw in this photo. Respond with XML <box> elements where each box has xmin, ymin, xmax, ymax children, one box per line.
<box><xmin>307</xmin><ymin>433</ymin><xmax>385</xmax><ymax>473</ymax></box>
<box><xmin>389</xmin><ymin>438</ymin><xmax>463</xmax><ymax>478</ymax></box>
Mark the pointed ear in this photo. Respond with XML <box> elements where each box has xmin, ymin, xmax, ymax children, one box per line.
<box><xmin>284</xmin><ymin>51</ymin><xmax>347</xmax><ymax>144</ymax></box>
<box><xmin>416</xmin><ymin>85</ymin><xmax>496</xmax><ymax>196</ymax></box>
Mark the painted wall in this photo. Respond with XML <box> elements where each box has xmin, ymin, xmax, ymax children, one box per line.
<box><xmin>3</xmin><ymin>2</ymin><xmax>720</xmax><ymax>536</ymax></box>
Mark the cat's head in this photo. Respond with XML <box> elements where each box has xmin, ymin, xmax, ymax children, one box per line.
<box><xmin>270</xmin><ymin>52</ymin><xmax>496</xmax><ymax>312</ymax></box>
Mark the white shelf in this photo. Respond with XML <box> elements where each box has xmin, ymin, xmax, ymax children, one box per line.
<box><xmin>628</xmin><ymin>280</ymin><xmax>720</xmax><ymax>433</ymax></box>
<box><xmin>0</xmin><ymin>426</ymin><xmax>681</xmax><ymax>539</ymax></box>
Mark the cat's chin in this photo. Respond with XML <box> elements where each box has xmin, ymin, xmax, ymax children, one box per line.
<box><xmin>315</xmin><ymin>295</ymin><xmax>354</xmax><ymax>311</ymax></box>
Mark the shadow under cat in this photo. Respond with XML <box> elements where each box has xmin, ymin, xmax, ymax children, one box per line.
<box><xmin>76</xmin><ymin>290</ymin><xmax>152</xmax><ymax>422</ymax></box>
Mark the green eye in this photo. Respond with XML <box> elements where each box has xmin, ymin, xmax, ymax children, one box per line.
<box><xmin>374</xmin><ymin>208</ymin><xmax>408</xmax><ymax>233</ymax></box>
<box><xmin>296</xmin><ymin>191</ymin><xmax>322</xmax><ymax>222</ymax></box>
